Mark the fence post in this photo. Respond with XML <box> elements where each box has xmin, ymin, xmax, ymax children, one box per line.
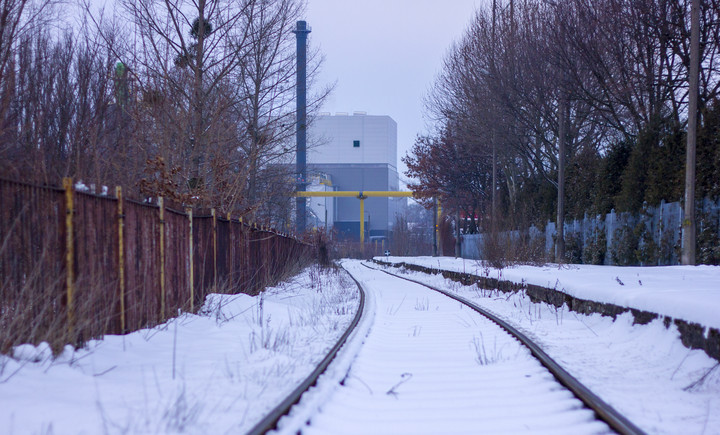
<box><xmin>227</xmin><ymin>212</ymin><xmax>233</xmax><ymax>289</ymax></box>
<box><xmin>606</xmin><ymin>209</ymin><xmax>616</xmax><ymax>265</ymax></box>
<box><xmin>63</xmin><ymin>177</ymin><xmax>75</xmax><ymax>337</ymax></box>
<box><xmin>116</xmin><ymin>186</ymin><xmax>126</xmax><ymax>333</ymax></box>
<box><xmin>159</xmin><ymin>197</ymin><xmax>166</xmax><ymax>321</ymax></box>
<box><xmin>188</xmin><ymin>208</ymin><xmax>194</xmax><ymax>312</ymax></box>
<box><xmin>212</xmin><ymin>208</ymin><xmax>217</xmax><ymax>291</ymax></box>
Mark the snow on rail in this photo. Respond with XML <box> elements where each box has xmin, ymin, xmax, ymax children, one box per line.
<box><xmin>284</xmin><ymin>260</ymin><xmax>611</xmax><ymax>435</ymax></box>
<box><xmin>372</xmin><ymin>258</ymin><xmax>720</xmax><ymax>435</ymax></box>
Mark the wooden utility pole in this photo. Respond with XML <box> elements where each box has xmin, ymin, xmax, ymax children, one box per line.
<box><xmin>556</xmin><ymin>94</ymin><xmax>567</xmax><ymax>262</ymax></box>
<box><xmin>491</xmin><ymin>0</ymin><xmax>497</xmax><ymax>224</ymax></box>
<box><xmin>682</xmin><ymin>0</ymin><xmax>699</xmax><ymax>265</ymax></box>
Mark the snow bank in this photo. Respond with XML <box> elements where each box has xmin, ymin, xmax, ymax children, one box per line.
<box><xmin>0</xmin><ymin>265</ymin><xmax>359</xmax><ymax>434</ymax></box>
<box><xmin>378</xmin><ymin>256</ymin><xmax>720</xmax><ymax>330</ymax></box>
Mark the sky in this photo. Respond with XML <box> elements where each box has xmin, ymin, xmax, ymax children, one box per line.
<box><xmin>304</xmin><ymin>0</ymin><xmax>486</xmax><ymax>184</ymax></box>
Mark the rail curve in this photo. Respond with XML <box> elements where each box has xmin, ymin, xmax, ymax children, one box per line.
<box><xmin>249</xmin><ymin>260</ymin><xmax>644</xmax><ymax>435</ymax></box>
<box><xmin>365</xmin><ymin>261</ymin><xmax>645</xmax><ymax>435</ymax></box>
<box><xmin>246</xmin><ymin>266</ymin><xmax>367</xmax><ymax>435</ymax></box>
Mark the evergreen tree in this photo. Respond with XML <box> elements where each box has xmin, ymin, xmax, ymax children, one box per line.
<box><xmin>645</xmin><ymin>122</ymin><xmax>685</xmax><ymax>205</ymax></box>
<box><xmin>565</xmin><ymin>148</ymin><xmax>601</xmax><ymax>219</ymax></box>
<box><xmin>617</xmin><ymin>118</ymin><xmax>664</xmax><ymax>212</ymax></box>
<box><xmin>594</xmin><ymin>140</ymin><xmax>632</xmax><ymax>214</ymax></box>
<box><xmin>698</xmin><ymin>100</ymin><xmax>720</xmax><ymax>199</ymax></box>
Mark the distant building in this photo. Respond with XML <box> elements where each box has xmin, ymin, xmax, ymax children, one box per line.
<box><xmin>306</xmin><ymin>173</ymin><xmax>334</xmax><ymax>230</ymax></box>
<box><xmin>307</xmin><ymin>112</ymin><xmax>404</xmax><ymax>240</ymax></box>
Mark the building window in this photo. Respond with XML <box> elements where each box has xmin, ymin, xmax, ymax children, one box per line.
<box><xmin>353</xmin><ymin>140</ymin><xmax>360</xmax><ymax>147</ymax></box>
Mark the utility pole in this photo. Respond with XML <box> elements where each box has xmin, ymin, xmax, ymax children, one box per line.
<box><xmin>455</xmin><ymin>209</ymin><xmax>461</xmax><ymax>258</ymax></box>
<box><xmin>556</xmin><ymin>92</ymin><xmax>567</xmax><ymax>262</ymax></box>
<box><xmin>491</xmin><ymin>0</ymin><xmax>497</xmax><ymax>224</ymax></box>
<box><xmin>293</xmin><ymin>21</ymin><xmax>311</xmax><ymax>234</ymax></box>
<box><xmin>433</xmin><ymin>198</ymin><xmax>438</xmax><ymax>256</ymax></box>
<box><xmin>683</xmin><ymin>0</ymin><xmax>699</xmax><ymax>265</ymax></box>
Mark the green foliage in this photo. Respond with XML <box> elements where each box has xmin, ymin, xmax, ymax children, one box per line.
<box><xmin>566</xmin><ymin>149</ymin><xmax>602</xmax><ymax>218</ymax></box>
<box><xmin>698</xmin><ymin>101</ymin><xmax>720</xmax><ymax>200</ymax></box>
<box><xmin>609</xmin><ymin>209</ymin><xmax>661</xmax><ymax>266</ymax></box>
<box><xmin>513</xmin><ymin>173</ymin><xmax>557</xmax><ymax>227</ymax></box>
<box><xmin>563</xmin><ymin>232</ymin><xmax>583</xmax><ymax>264</ymax></box>
<box><xmin>634</xmin><ymin>223</ymin><xmax>659</xmax><ymax>266</ymax></box>
<box><xmin>594</xmin><ymin>140</ymin><xmax>632</xmax><ymax>215</ymax></box>
<box><xmin>645</xmin><ymin>124</ymin><xmax>684</xmax><ymax>206</ymax></box>
<box><xmin>611</xmin><ymin>223</ymin><xmax>639</xmax><ymax>266</ymax></box>
<box><xmin>698</xmin><ymin>211</ymin><xmax>720</xmax><ymax>265</ymax></box>
<box><xmin>658</xmin><ymin>226</ymin><xmax>679</xmax><ymax>265</ymax></box>
<box><xmin>617</xmin><ymin>124</ymin><xmax>655</xmax><ymax>212</ymax></box>
<box><xmin>582</xmin><ymin>227</ymin><xmax>607</xmax><ymax>265</ymax></box>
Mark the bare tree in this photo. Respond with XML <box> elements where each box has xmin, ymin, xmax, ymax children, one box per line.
<box><xmin>0</xmin><ymin>0</ymin><xmax>61</xmax><ymax>175</ymax></box>
<box><xmin>85</xmin><ymin>0</ymin><xmax>257</xmax><ymax>205</ymax></box>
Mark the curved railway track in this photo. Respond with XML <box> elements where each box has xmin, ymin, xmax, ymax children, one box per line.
<box><xmin>249</xmin><ymin>260</ymin><xmax>644</xmax><ymax>435</ymax></box>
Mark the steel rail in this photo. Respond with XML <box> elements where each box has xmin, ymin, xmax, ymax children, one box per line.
<box><xmin>246</xmin><ymin>267</ymin><xmax>366</xmax><ymax>435</ymax></box>
<box><xmin>364</xmin><ymin>262</ymin><xmax>645</xmax><ymax>435</ymax></box>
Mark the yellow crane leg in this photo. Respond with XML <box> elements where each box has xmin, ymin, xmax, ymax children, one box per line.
<box><xmin>360</xmin><ymin>197</ymin><xmax>365</xmax><ymax>244</ymax></box>
<box><xmin>295</xmin><ymin>190</ymin><xmax>414</xmax><ymax>243</ymax></box>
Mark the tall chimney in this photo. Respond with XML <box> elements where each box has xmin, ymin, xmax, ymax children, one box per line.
<box><xmin>293</xmin><ymin>21</ymin><xmax>311</xmax><ymax>234</ymax></box>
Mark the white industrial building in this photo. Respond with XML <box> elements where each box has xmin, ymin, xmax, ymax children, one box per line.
<box><xmin>307</xmin><ymin>112</ymin><xmax>404</xmax><ymax>240</ymax></box>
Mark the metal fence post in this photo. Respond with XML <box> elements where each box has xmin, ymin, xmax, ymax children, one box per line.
<box><xmin>212</xmin><ymin>208</ymin><xmax>217</xmax><ymax>291</ymax></box>
<box><xmin>63</xmin><ymin>177</ymin><xmax>75</xmax><ymax>336</ymax></box>
<box><xmin>227</xmin><ymin>212</ymin><xmax>234</xmax><ymax>289</ymax></box>
<box><xmin>159</xmin><ymin>197</ymin><xmax>166</xmax><ymax>321</ymax></box>
<box><xmin>116</xmin><ymin>186</ymin><xmax>126</xmax><ymax>333</ymax></box>
<box><xmin>188</xmin><ymin>208</ymin><xmax>194</xmax><ymax>312</ymax></box>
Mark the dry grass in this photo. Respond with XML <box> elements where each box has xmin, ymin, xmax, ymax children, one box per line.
<box><xmin>479</xmin><ymin>229</ymin><xmax>547</xmax><ymax>269</ymax></box>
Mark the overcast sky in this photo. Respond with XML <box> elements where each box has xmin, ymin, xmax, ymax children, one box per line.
<box><xmin>304</xmin><ymin>0</ymin><xmax>485</xmax><ymax>183</ymax></box>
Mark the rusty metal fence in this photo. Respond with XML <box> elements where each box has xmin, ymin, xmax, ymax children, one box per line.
<box><xmin>0</xmin><ymin>177</ymin><xmax>314</xmax><ymax>352</ymax></box>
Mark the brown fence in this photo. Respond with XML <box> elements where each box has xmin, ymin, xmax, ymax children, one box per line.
<box><xmin>0</xmin><ymin>177</ymin><xmax>314</xmax><ymax>353</ymax></box>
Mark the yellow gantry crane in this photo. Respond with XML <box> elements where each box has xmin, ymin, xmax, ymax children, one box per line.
<box><xmin>296</xmin><ymin>191</ymin><xmax>441</xmax><ymax>247</ymax></box>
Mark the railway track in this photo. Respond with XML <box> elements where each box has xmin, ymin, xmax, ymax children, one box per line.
<box><xmin>249</xmin><ymin>260</ymin><xmax>644</xmax><ymax>435</ymax></box>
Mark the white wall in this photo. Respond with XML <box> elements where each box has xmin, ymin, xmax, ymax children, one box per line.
<box><xmin>309</xmin><ymin>113</ymin><xmax>397</xmax><ymax>169</ymax></box>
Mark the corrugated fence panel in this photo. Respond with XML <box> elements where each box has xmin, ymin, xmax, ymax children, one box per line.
<box><xmin>74</xmin><ymin>192</ymin><xmax>120</xmax><ymax>339</ymax></box>
<box><xmin>0</xmin><ymin>179</ymin><xmax>65</xmax><ymax>351</ymax></box>
<box><xmin>165</xmin><ymin>208</ymin><xmax>191</xmax><ymax>316</ymax></box>
<box><xmin>216</xmin><ymin>217</ymin><xmax>230</xmax><ymax>288</ymax></box>
<box><xmin>124</xmin><ymin>200</ymin><xmax>161</xmax><ymax>330</ymax></box>
<box><xmin>193</xmin><ymin>215</ymin><xmax>214</xmax><ymax>307</ymax></box>
<box><xmin>0</xmin><ymin>177</ymin><xmax>315</xmax><ymax>352</ymax></box>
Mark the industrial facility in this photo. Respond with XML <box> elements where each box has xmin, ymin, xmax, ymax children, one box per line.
<box><xmin>306</xmin><ymin>112</ymin><xmax>404</xmax><ymax>240</ymax></box>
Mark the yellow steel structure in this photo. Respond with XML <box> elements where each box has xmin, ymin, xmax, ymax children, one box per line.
<box><xmin>116</xmin><ymin>186</ymin><xmax>126</xmax><ymax>332</ymax></box>
<box><xmin>296</xmin><ymin>191</ymin><xmax>414</xmax><ymax>243</ymax></box>
<box><xmin>63</xmin><ymin>178</ymin><xmax>75</xmax><ymax>336</ymax></box>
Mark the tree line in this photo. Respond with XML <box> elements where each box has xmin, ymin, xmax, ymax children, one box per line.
<box><xmin>0</xmin><ymin>0</ymin><xmax>327</xmax><ymax>227</ymax></box>
<box><xmin>405</xmin><ymin>0</ymin><xmax>720</xmax><ymax>262</ymax></box>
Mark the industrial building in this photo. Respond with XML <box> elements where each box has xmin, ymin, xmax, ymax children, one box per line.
<box><xmin>306</xmin><ymin>112</ymin><xmax>404</xmax><ymax>240</ymax></box>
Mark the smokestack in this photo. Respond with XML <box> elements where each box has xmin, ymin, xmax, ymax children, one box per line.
<box><xmin>293</xmin><ymin>20</ymin><xmax>311</xmax><ymax>234</ymax></box>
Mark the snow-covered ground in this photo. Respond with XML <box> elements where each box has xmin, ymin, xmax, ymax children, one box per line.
<box><xmin>372</xmin><ymin>258</ymin><xmax>720</xmax><ymax>435</ymax></box>
<box><xmin>0</xmin><ymin>265</ymin><xmax>359</xmax><ymax>434</ymax></box>
<box><xmin>2</xmin><ymin>258</ymin><xmax>719</xmax><ymax>434</ymax></box>
<box><xmin>282</xmin><ymin>261</ymin><xmax>610</xmax><ymax>435</ymax></box>
<box><xmin>379</xmin><ymin>256</ymin><xmax>720</xmax><ymax>330</ymax></box>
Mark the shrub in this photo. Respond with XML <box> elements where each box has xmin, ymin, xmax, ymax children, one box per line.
<box><xmin>480</xmin><ymin>229</ymin><xmax>546</xmax><ymax>269</ymax></box>
<box><xmin>582</xmin><ymin>227</ymin><xmax>607</xmax><ymax>265</ymax></box>
<box><xmin>611</xmin><ymin>223</ymin><xmax>639</xmax><ymax>265</ymax></box>
<box><xmin>634</xmin><ymin>221</ymin><xmax>659</xmax><ymax>266</ymax></box>
<box><xmin>698</xmin><ymin>211</ymin><xmax>720</xmax><ymax>265</ymax></box>
<box><xmin>563</xmin><ymin>232</ymin><xmax>583</xmax><ymax>264</ymax></box>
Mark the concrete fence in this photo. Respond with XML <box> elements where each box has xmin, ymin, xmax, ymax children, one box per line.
<box><xmin>462</xmin><ymin>198</ymin><xmax>720</xmax><ymax>265</ymax></box>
